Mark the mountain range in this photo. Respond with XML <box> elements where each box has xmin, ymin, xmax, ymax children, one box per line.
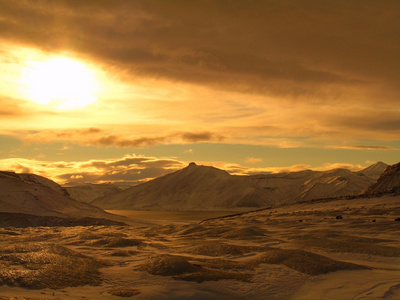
<box><xmin>1</xmin><ymin>161</ymin><xmax>397</xmax><ymax>217</ymax></box>
<box><xmin>90</xmin><ymin>161</ymin><xmax>389</xmax><ymax>211</ymax></box>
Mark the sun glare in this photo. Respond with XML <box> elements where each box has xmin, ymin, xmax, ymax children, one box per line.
<box><xmin>20</xmin><ymin>57</ymin><xmax>98</xmax><ymax>110</ymax></box>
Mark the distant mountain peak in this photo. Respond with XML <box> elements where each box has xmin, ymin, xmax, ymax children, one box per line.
<box><xmin>188</xmin><ymin>162</ymin><xmax>197</xmax><ymax>167</ymax></box>
<box><xmin>357</xmin><ymin>161</ymin><xmax>388</xmax><ymax>180</ymax></box>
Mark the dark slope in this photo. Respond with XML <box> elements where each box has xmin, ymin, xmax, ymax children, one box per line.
<box><xmin>364</xmin><ymin>162</ymin><xmax>400</xmax><ymax>195</ymax></box>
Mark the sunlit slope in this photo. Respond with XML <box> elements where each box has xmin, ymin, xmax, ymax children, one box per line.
<box><xmin>93</xmin><ymin>163</ymin><xmax>274</xmax><ymax>210</ymax></box>
<box><xmin>0</xmin><ymin>171</ymin><xmax>116</xmax><ymax>219</ymax></box>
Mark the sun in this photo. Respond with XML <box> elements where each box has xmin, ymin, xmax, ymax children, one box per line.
<box><xmin>20</xmin><ymin>56</ymin><xmax>99</xmax><ymax>110</ymax></box>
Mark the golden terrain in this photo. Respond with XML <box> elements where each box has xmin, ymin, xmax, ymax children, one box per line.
<box><xmin>0</xmin><ymin>195</ymin><xmax>399</xmax><ymax>300</ymax></box>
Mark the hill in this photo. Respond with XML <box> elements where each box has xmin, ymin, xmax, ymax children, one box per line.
<box><xmin>0</xmin><ymin>171</ymin><xmax>124</xmax><ymax>223</ymax></box>
<box><xmin>92</xmin><ymin>162</ymin><xmax>274</xmax><ymax>210</ymax></box>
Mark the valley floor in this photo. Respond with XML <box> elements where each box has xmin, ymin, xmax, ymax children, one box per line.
<box><xmin>1</xmin><ymin>195</ymin><xmax>400</xmax><ymax>299</ymax></box>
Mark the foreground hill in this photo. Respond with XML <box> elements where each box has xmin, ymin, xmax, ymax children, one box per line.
<box><xmin>92</xmin><ymin>162</ymin><xmax>386</xmax><ymax>211</ymax></box>
<box><xmin>364</xmin><ymin>162</ymin><xmax>400</xmax><ymax>195</ymax></box>
<box><xmin>0</xmin><ymin>171</ymin><xmax>124</xmax><ymax>223</ymax></box>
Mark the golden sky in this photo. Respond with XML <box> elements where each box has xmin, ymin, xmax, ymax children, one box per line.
<box><xmin>0</xmin><ymin>0</ymin><xmax>399</xmax><ymax>185</ymax></box>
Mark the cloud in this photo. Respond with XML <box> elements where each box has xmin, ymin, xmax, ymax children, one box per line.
<box><xmin>244</xmin><ymin>157</ymin><xmax>263</xmax><ymax>164</ymax></box>
<box><xmin>1</xmin><ymin>0</ymin><xmax>398</xmax><ymax>101</ymax></box>
<box><xmin>10</xmin><ymin>162</ymin><xmax>32</xmax><ymax>174</ymax></box>
<box><xmin>89</xmin><ymin>132</ymin><xmax>224</xmax><ymax>148</ymax></box>
<box><xmin>91</xmin><ymin>135</ymin><xmax>167</xmax><ymax>148</ymax></box>
<box><xmin>180</xmin><ymin>132</ymin><xmax>224</xmax><ymax>143</ymax></box>
<box><xmin>0</xmin><ymin>1</ymin><xmax>399</xmax><ymax>155</ymax></box>
<box><xmin>0</xmin><ymin>97</ymin><xmax>32</xmax><ymax>118</ymax></box>
<box><xmin>310</xmin><ymin>108</ymin><xmax>400</xmax><ymax>140</ymax></box>
<box><xmin>327</xmin><ymin>145</ymin><xmax>397</xmax><ymax>151</ymax></box>
<box><xmin>0</xmin><ymin>155</ymin><xmax>186</xmax><ymax>185</ymax></box>
<box><xmin>54</xmin><ymin>155</ymin><xmax>187</xmax><ymax>185</ymax></box>
<box><xmin>313</xmin><ymin>163</ymin><xmax>365</xmax><ymax>172</ymax></box>
<box><xmin>222</xmin><ymin>163</ymin><xmax>312</xmax><ymax>176</ymax></box>
<box><xmin>22</xmin><ymin>129</ymin><xmax>225</xmax><ymax>148</ymax></box>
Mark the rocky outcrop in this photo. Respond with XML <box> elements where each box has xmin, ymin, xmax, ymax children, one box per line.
<box><xmin>364</xmin><ymin>162</ymin><xmax>400</xmax><ymax>195</ymax></box>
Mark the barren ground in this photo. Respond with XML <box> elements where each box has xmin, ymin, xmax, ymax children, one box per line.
<box><xmin>1</xmin><ymin>195</ymin><xmax>399</xmax><ymax>299</ymax></box>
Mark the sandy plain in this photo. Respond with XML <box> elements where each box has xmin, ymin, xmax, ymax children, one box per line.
<box><xmin>0</xmin><ymin>195</ymin><xmax>399</xmax><ymax>299</ymax></box>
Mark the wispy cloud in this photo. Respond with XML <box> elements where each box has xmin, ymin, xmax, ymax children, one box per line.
<box><xmin>313</xmin><ymin>163</ymin><xmax>365</xmax><ymax>172</ymax></box>
<box><xmin>0</xmin><ymin>97</ymin><xmax>33</xmax><ymax>118</ymax></box>
<box><xmin>22</xmin><ymin>130</ymin><xmax>225</xmax><ymax>148</ymax></box>
<box><xmin>327</xmin><ymin>145</ymin><xmax>397</xmax><ymax>151</ymax></box>
<box><xmin>224</xmin><ymin>163</ymin><xmax>313</xmax><ymax>176</ymax></box>
<box><xmin>244</xmin><ymin>157</ymin><xmax>263</xmax><ymax>164</ymax></box>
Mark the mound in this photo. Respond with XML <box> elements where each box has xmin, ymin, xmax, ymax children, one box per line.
<box><xmin>108</xmin><ymin>288</ymin><xmax>141</xmax><ymax>297</ymax></box>
<box><xmin>176</xmin><ymin>225</ymin><xmax>231</xmax><ymax>238</ymax></box>
<box><xmin>138</xmin><ymin>254</ymin><xmax>251</xmax><ymax>283</ymax></box>
<box><xmin>89</xmin><ymin>237</ymin><xmax>142</xmax><ymax>248</ymax></box>
<box><xmin>221</xmin><ymin>226</ymin><xmax>267</xmax><ymax>239</ymax></box>
<box><xmin>253</xmin><ymin>248</ymin><xmax>367</xmax><ymax>275</ymax></box>
<box><xmin>296</xmin><ymin>234</ymin><xmax>400</xmax><ymax>257</ymax></box>
<box><xmin>109</xmin><ymin>250</ymin><xmax>137</xmax><ymax>257</ymax></box>
<box><xmin>188</xmin><ymin>242</ymin><xmax>265</xmax><ymax>257</ymax></box>
<box><xmin>139</xmin><ymin>254</ymin><xmax>200</xmax><ymax>276</ymax></box>
<box><xmin>0</xmin><ymin>243</ymin><xmax>104</xmax><ymax>289</ymax></box>
<box><xmin>176</xmin><ymin>268</ymin><xmax>251</xmax><ymax>283</ymax></box>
